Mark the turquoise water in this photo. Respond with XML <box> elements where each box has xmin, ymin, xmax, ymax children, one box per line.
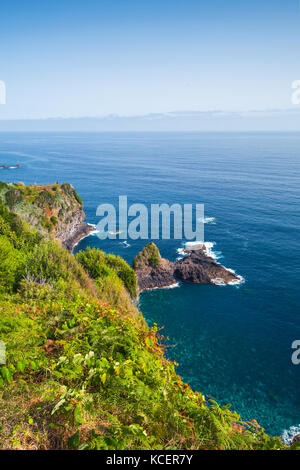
<box><xmin>0</xmin><ymin>132</ymin><xmax>299</xmax><ymax>436</ymax></box>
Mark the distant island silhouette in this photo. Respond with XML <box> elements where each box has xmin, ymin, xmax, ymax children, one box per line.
<box><xmin>0</xmin><ymin>164</ymin><xmax>20</xmax><ymax>169</ymax></box>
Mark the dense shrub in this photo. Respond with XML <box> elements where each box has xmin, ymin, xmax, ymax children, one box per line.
<box><xmin>0</xmin><ymin>201</ymin><xmax>42</xmax><ymax>250</ymax></box>
<box><xmin>50</xmin><ymin>215</ymin><xmax>58</xmax><ymax>226</ymax></box>
<box><xmin>24</xmin><ymin>241</ymin><xmax>97</xmax><ymax>297</ymax></box>
<box><xmin>0</xmin><ymin>236</ymin><xmax>24</xmax><ymax>291</ymax></box>
<box><xmin>105</xmin><ymin>254</ymin><xmax>138</xmax><ymax>298</ymax></box>
<box><xmin>73</xmin><ymin>191</ymin><xmax>83</xmax><ymax>207</ymax></box>
<box><xmin>149</xmin><ymin>254</ymin><xmax>160</xmax><ymax>266</ymax></box>
<box><xmin>76</xmin><ymin>247</ymin><xmax>138</xmax><ymax>298</ymax></box>
<box><xmin>133</xmin><ymin>242</ymin><xmax>161</xmax><ymax>269</ymax></box>
<box><xmin>37</xmin><ymin>190</ymin><xmax>55</xmax><ymax>207</ymax></box>
<box><xmin>61</xmin><ymin>182</ymin><xmax>73</xmax><ymax>194</ymax></box>
<box><xmin>0</xmin><ymin>294</ymin><xmax>287</xmax><ymax>450</ymax></box>
<box><xmin>5</xmin><ymin>188</ymin><xmax>22</xmax><ymax>209</ymax></box>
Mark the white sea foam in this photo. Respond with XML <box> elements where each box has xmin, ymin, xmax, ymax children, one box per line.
<box><xmin>87</xmin><ymin>224</ymin><xmax>101</xmax><ymax>236</ymax></box>
<box><xmin>202</xmin><ymin>241</ymin><xmax>219</xmax><ymax>260</ymax></box>
<box><xmin>176</xmin><ymin>247</ymin><xmax>189</xmax><ymax>259</ymax></box>
<box><xmin>211</xmin><ymin>274</ymin><xmax>244</xmax><ymax>287</ymax></box>
<box><xmin>147</xmin><ymin>282</ymin><xmax>180</xmax><ymax>291</ymax></box>
<box><xmin>198</xmin><ymin>216</ymin><xmax>216</xmax><ymax>224</ymax></box>
<box><xmin>164</xmin><ymin>282</ymin><xmax>180</xmax><ymax>289</ymax></box>
<box><xmin>226</xmin><ymin>268</ymin><xmax>236</xmax><ymax>274</ymax></box>
<box><xmin>227</xmin><ymin>275</ymin><xmax>245</xmax><ymax>286</ymax></box>
<box><xmin>72</xmin><ymin>240</ymin><xmax>80</xmax><ymax>251</ymax></box>
<box><xmin>201</xmin><ymin>244</ymin><xmax>244</xmax><ymax>286</ymax></box>
<box><xmin>71</xmin><ymin>223</ymin><xmax>98</xmax><ymax>251</ymax></box>
<box><xmin>211</xmin><ymin>278</ymin><xmax>226</xmax><ymax>286</ymax></box>
<box><xmin>177</xmin><ymin>241</ymin><xmax>245</xmax><ymax>287</ymax></box>
<box><xmin>197</xmin><ymin>241</ymin><xmax>223</xmax><ymax>261</ymax></box>
<box><xmin>177</xmin><ymin>241</ymin><xmax>222</xmax><ymax>261</ymax></box>
<box><xmin>120</xmin><ymin>240</ymin><xmax>131</xmax><ymax>248</ymax></box>
<box><xmin>219</xmin><ymin>266</ymin><xmax>245</xmax><ymax>286</ymax></box>
<box><xmin>282</xmin><ymin>424</ymin><xmax>300</xmax><ymax>445</ymax></box>
<box><xmin>90</xmin><ymin>230</ymin><xmax>101</xmax><ymax>236</ymax></box>
<box><xmin>88</xmin><ymin>225</ymin><xmax>124</xmax><ymax>238</ymax></box>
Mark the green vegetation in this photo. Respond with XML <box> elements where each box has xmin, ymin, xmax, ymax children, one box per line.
<box><xmin>76</xmin><ymin>247</ymin><xmax>138</xmax><ymax>298</ymax></box>
<box><xmin>5</xmin><ymin>187</ymin><xmax>22</xmax><ymax>208</ymax></box>
<box><xmin>133</xmin><ymin>242</ymin><xmax>161</xmax><ymax>269</ymax></box>
<box><xmin>0</xmin><ymin>181</ymin><xmax>84</xmax><ymax>241</ymax></box>
<box><xmin>61</xmin><ymin>182</ymin><xmax>83</xmax><ymax>208</ymax></box>
<box><xmin>50</xmin><ymin>215</ymin><xmax>58</xmax><ymax>226</ymax></box>
<box><xmin>0</xmin><ymin>184</ymin><xmax>291</xmax><ymax>450</ymax></box>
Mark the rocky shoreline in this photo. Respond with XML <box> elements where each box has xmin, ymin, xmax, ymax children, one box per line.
<box><xmin>62</xmin><ymin>221</ymin><xmax>94</xmax><ymax>251</ymax></box>
<box><xmin>133</xmin><ymin>242</ymin><xmax>242</xmax><ymax>292</ymax></box>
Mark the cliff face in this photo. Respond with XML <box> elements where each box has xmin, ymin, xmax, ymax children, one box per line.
<box><xmin>133</xmin><ymin>242</ymin><xmax>240</xmax><ymax>291</ymax></box>
<box><xmin>0</xmin><ymin>181</ymin><xmax>93</xmax><ymax>250</ymax></box>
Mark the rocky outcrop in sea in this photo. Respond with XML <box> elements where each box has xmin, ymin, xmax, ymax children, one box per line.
<box><xmin>133</xmin><ymin>242</ymin><xmax>242</xmax><ymax>292</ymax></box>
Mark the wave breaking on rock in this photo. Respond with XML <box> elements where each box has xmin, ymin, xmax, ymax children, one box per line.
<box><xmin>133</xmin><ymin>242</ymin><xmax>243</xmax><ymax>292</ymax></box>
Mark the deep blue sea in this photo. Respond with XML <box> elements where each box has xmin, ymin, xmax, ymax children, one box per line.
<box><xmin>0</xmin><ymin>132</ymin><xmax>299</xmax><ymax>438</ymax></box>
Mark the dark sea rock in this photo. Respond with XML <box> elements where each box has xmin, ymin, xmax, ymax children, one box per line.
<box><xmin>0</xmin><ymin>164</ymin><xmax>20</xmax><ymax>169</ymax></box>
<box><xmin>61</xmin><ymin>218</ymin><xmax>94</xmax><ymax>251</ymax></box>
<box><xmin>291</xmin><ymin>433</ymin><xmax>300</xmax><ymax>444</ymax></box>
<box><xmin>133</xmin><ymin>242</ymin><xmax>240</xmax><ymax>292</ymax></box>
<box><xmin>175</xmin><ymin>247</ymin><xmax>238</xmax><ymax>284</ymax></box>
<box><xmin>53</xmin><ymin>204</ymin><xmax>94</xmax><ymax>251</ymax></box>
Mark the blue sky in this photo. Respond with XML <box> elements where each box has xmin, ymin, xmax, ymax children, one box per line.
<box><xmin>0</xmin><ymin>0</ymin><xmax>299</xmax><ymax>119</ymax></box>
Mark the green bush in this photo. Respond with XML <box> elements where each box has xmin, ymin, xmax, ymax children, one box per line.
<box><xmin>73</xmin><ymin>191</ymin><xmax>83</xmax><ymax>206</ymax></box>
<box><xmin>0</xmin><ymin>201</ymin><xmax>42</xmax><ymax>251</ymax></box>
<box><xmin>133</xmin><ymin>242</ymin><xmax>161</xmax><ymax>269</ymax></box>
<box><xmin>104</xmin><ymin>254</ymin><xmax>138</xmax><ymax>298</ymax></box>
<box><xmin>23</xmin><ymin>241</ymin><xmax>97</xmax><ymax>297</ymax></box>
<box><xmin>76</xmin><ymin>248</ymin><xmax>138</xmax><ymax>298</ymax></box>
<box><xmin>37</xmin><ymin>190</ymin><xmax>55</xmax><ymax>207</ymax></box>
<box><xmin>0</xmin><ymin>293</ymin><xmax>286</xmax><ymax>450</ymax></box>
<box><xmin>50</xmin><ymin>215</ymin><xmax>58</xmax><ymax>226</ymax></box>
<box><xmin>0</xmin><ymin>236</ymin><xmax>24</xmax><ymax>291</ymax></box>
<box><xmin>5</xmin><ymin>188</ymin><xmax>22</xmax><ymax>209</ymax></box>
<box><xmin>61</xmin><ymin>182</ymin><xmax>73</xmax><ymax>194</ymax></box>
<box><xmin>76</xmin><ymin>247</ymin><xmax>105</xmax><ymax>278</ymax></box>
<box><xmin>149</xmin><ymin>254</ymin><xmax>160</xmax><ymax>267</ymax></box>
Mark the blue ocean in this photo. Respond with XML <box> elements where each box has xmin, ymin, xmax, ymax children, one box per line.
<box><xmin>0</xmin><ymin>131</ymin><xmax>299</xmax><ymax>437</ymax></box>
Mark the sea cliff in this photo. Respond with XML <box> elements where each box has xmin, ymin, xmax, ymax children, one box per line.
<box><xmin>0</xmin><ymin>181</ymin><xmax>93</xmax><ymax>250</ymax></box>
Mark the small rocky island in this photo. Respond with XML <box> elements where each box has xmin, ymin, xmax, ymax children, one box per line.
<box><xmin>0</xmin><ymin>165</ymin><xmax>20</xmax><ymax>169</ymax></box>
<box><xmin>133</xmin><ymin>242</ymin><xmax>241</xmax><ymax>292</ymax></box>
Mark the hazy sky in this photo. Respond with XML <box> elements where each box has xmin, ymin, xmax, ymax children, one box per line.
<box><xmin>0</xmin><ymin>0</ymin><xmax>300</xmax><ymax>119</ymax></box>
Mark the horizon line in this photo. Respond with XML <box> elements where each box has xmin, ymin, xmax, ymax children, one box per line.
<box><xmin>1</xmin><ymin>107</ymin><xmax>300</xmax><ymax>122</ymax></box>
